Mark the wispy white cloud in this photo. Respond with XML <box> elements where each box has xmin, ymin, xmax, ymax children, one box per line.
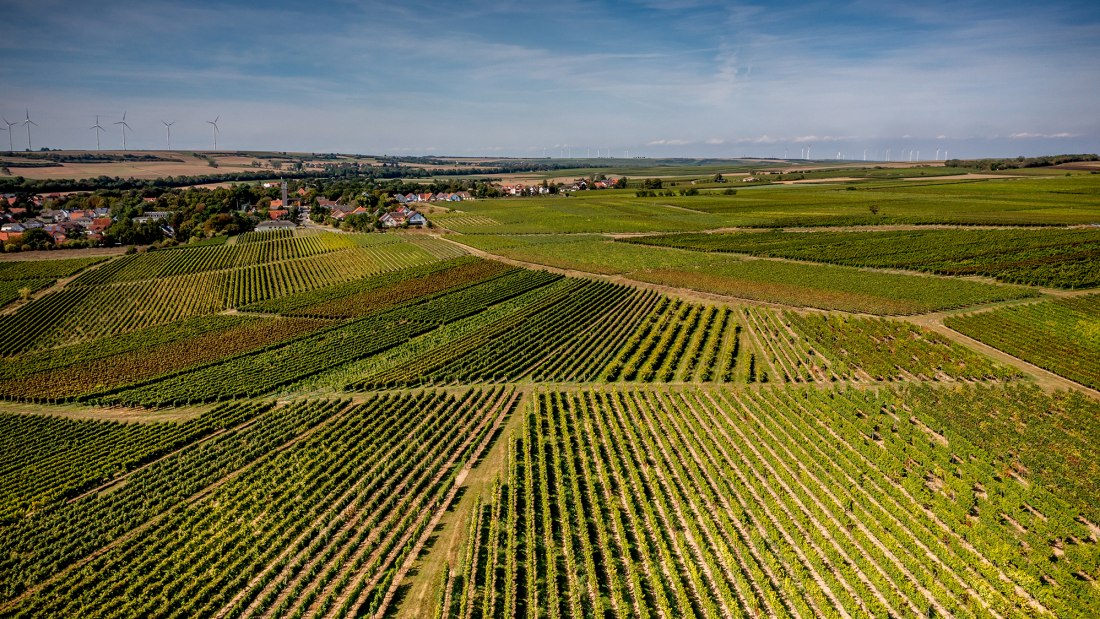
<box><xmin>1009</xmin><ymin>132</ymin><xmax>1078</xmax><ymax>139</ymax></box>
<box><xmin>0</xmin><ymin>0</ymin><xmax>1097</xmax><ymax>156</ymax></box>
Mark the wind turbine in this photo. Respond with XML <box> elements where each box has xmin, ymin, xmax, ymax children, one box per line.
<box><xmin>90</xmin><ymin>115</ymin><xmax>105</xmax><ymax>150</ymax></box>
<box><xmin>22</xmin><ymin>109</ymin><xmax>38</xmax><ymax>150</ymax></box>
<box><xmin>1</xmin><ymin>117</ymin><xmax>15</xmax><ymax>152</ymax></box>
<box><xmin>114</xmin><ymin>112</ymin><xmax>132</xmax><ymax>150</ymax></box>
<box><xmin>207</xmin><ymin>116</ymin><xmax>220</xmax><ymax>150</ymax></box>
<box><xmin>162</xmin><ymin>120</ymin><xmax>175</xmax><ymax>151</ymax></box>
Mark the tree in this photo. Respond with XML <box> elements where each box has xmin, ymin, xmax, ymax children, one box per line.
<box><xmin>614</xmin><ymin>177</ymin><xmax>628</xmax><ymax>189</ymax></box>
<box><xmin>342</xmin><ymin>213</ymin><xmax>374</xmax><ymax>232</ymax></box>
<box><xmin>20</xmin><ymin>228</ymin><xmax>55</xmax><ymax>250</ymax></box>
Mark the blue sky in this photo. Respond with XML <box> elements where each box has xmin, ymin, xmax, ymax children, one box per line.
<box><xmin>2</xmin><ymin>0</ymin><xmax>1098</xmax><ymax>158</ymax></box>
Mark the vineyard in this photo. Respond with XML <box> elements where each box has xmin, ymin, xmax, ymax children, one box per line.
<box><xmin>0</xmin><ymin>203</ymin><xmax>1098</xmax><ymax>619</ymax></box>
<box><xmin>945</xmin><ymin>294</ymin><xmax>1100</xmax><ymax>390</ymax></box>
<box><xmin>453</xmin><ymin>233</ymin><xmax>1037</xmax><ymax>314</ymax></box>
<box><xmin>0</xmin><ymin>388</ymin><xmax>518</xmax><ymax>618</ymax></box>
<box><xmin>623</xmin><ymin>228</ymin><xmax>1100</xmax><ymax>289</ymax></box>
<box><xmin>442</xmin><ymin>386</ymin><xmax>1100</xmax><ymax>618</ymax></box>
<box><xmin>0</xmin><ymin>232</ymin><xmax>444</xmax><ymax>355</ymax></box>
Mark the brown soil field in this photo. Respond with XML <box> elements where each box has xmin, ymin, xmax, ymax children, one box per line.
<box><xmin>3</xmin><ymin>158</ymin><xmax>256</xmax><ymax>180</ymax></box>
<box><xmin>901</xmin><ymin>173</ymin><xmax>1022</xmax><ymax>180</ymax></box>
<box><xmin>1055</xmin><ymin>161</ymin><xmax>1100</xmax><ymax>170</ymax></box>
<box><xmin>0</xmin><ymin>246</ymin><xmax>128</xmax><ymax>261</ymax></box>
<box><xmin>776</xmin><ymin>176</ymin><xmax>863</xmax><ymax>184</ymax></box>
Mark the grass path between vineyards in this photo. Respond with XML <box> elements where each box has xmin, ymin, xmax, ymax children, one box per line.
<box><xmin>391</xmin><ymin>387</ymin><xmax>530</xmax><ymax>619</ymax></box>
<box><xmin>438</xmin><ymin>234</ymin><xmax>1100</xmax><ymax>400</ymax></box>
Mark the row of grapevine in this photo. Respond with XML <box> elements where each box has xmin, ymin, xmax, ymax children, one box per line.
<box><xmin>0</xmin><ymin>399</ymin><xmax>337</xmax><ymax>603</ymax></box>
<box><xmin>0</xmin><ymin>287</ymin><xmax>97</xmax><ymax>356</ymax></box>
<box><xmin>234</xmin><ymin>228</ymin><xmax>293</xmax><ymax>244</ymax></box>
<box><xmin>603</xmin><ymin>301</ymin><xmax>739</xmax><ymax>383</ymax></box>
<box><xmin>403</xmin><ymin>235</ymin><xmax>470</xmax><ymax>259</ymax></box>
<box><xmin>98</xmin><ymin>316</ymin><xmax>433</xmax><ymax>406</ymax></box>
<box><xmin>42</xmin><ymin>271</ymin><xmax>229</xmax><ymax>350</ymax></box>
<box><xmin>0</xmin><ymin>241</ymin><xmax>445</xmax><ymax>356</ymax></box>
<box><xmin>357</xmin><ymin>287</ymin><xmax>743</xmax><ymax>389</ymax></box>
<box><xmin>68</xmin><ymin>232</ymin><xmax>359</xmax><ymax>286</ymax></box>
<box><xmin>624</xmin><ymin>228</ymin><xmax>1100</xmax><ymax>288</ymax></box>
<box><xmin>4</xmin><ymin>388</ymin><xmax>518</xmax><ymax>619</ymax></box>
<box><xmin>743</xmin><ymin>306</ymin><xmax>1017</xmax><ymax>384</ymax></box>
<box><xmin>444</xmin><ymin>385</ymin><xmax>1100</xmax><ymax>618</ymax></box>
<box><xmin>0</xmin><ymin>401</ymin><xmax>268</xmax><ymax>523</ymax></box>
<box><xmin>0</xmin><ymin>315</ymin><xmax>253</xmax><ymax>381</ymax></box>
<box><xmin>0</xmin><ymin>279</ymin><xmax>52</xmax><ymax>309</ymax></box>
<box><xmin>946</xmin><ymin>294</ymin><xmax>1100</xmax><ymax>390</ymax></box>
<box><xmin>241</xmin><ymin>257</ymin><xmax>484</xmax><ymax>315</ymax></box>
<box><xmin>101</xmin><ymin>268</ymin><xmax>563</xmax><ymax>405</ymax></box>
<box><xmin>0</xmin><ymin>317</ymin><xmax>331</xmax><ymax>402</ymax></box>
<box><xmin>284</xmin><ymin>259</ymin><xmax>515</xmax><ymax>319</ymax></box>
<box><xmin>0</xmin><ymin>256</ymin><xmax>106</xmax><ymax>281</ymax></box>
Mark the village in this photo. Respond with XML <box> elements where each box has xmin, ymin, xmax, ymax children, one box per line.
<box><xmin>0</xmin><ymin>174</ymin><xmax>635</xmax><ymax>250</ymax></box>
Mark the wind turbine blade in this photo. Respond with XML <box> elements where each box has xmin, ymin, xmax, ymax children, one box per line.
<box><xmin>214</xmin><ymin>116</ymin><xmax>219</xmax><ymax>123</ymax></box>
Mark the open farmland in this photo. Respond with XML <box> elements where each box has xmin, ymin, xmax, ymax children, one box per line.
<box><xmin>624</xmin><ymin>228</ymin><xmax>1100</xmax><ymax>289</ymax></box>
<box><xmin>451</xmin><ymin>233</ymin><xmax>1036</xmax><ymax>314</ymax></box>
<box><xmin>945</xmin><ymin>294</ymin><xmax>1100</xmax><ymax>390</ymax></box>
<box><xmin>434</xmin><ymin>175</ymin><xmax>1100</xmax><ymax>233</ymax></box>
<box><xmin>1</xmin><ymin>164</ymin><xmax>1099</xmax><ymax>619</ymax></box>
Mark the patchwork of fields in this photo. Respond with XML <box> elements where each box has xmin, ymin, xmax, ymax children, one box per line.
<box><xmin>1</xmin><ymin>170</ymin><xmax>1099</xmax><ymax>619</ymax></box>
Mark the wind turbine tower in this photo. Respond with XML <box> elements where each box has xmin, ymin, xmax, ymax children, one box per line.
<box><xmin>162</xmin><ymin>120</ymin><xmax>175</xmax><ymax>151</ymax></box>
<box><xmin>22</xmin><ymin>110</ymin><xmax>38</xmax><ymax>150</ymax></box>
<box><xmin>114</xmin><ymin>112</ymin><xmax>133</xmax><ymax>151</ymax></box>
<box><xmin>90</xmin><ymin>116</ymin><xmax>105</xmax><ymax>150</ymax></box>
<box><xmin>207</xmin><ymin>116</ymin><xmax>220</xmax><ymax>150</ymax></box>
<box><xmin>1</xmin><ymin>118</ymin><xmax>15</xmax><ymax>152</ymax></box>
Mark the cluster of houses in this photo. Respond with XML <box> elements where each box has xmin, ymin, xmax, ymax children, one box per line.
<box><xmin>316</xmin><ymin>203</ymin><xmax>427</xmax><ymax>228</ymax></box>
<box><xmin>500</xmin><ymin>177</ymin><xmax>621</xmax><ymax>195</ymax></box>
<box><xmin>1</xmin><ymin>196</ymin><xmax>114</xmax><ymax>245</ymax></box>
<box><xmin>501</xmin><ymin>183</ymin><xmax>552</xmax><ymax>196</ymax></box>
<box><xmin>393</xmin><ymin>191</ymin><xmax>472</xmax><ymax>204</ymax></box>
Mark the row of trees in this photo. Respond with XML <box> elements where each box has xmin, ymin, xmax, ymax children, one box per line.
<box><xmin>945</xmin><ymin>153</ymin><xmax>1098</xmax><ymax>171</ymax></box>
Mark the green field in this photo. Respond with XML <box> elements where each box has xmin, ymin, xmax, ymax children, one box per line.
<box><xmin>946</xmin><ymin>294</ymin><xmax>1100</xmax><ymax>390</ymax></box>
<box><xmin>452</xmin><ymin>233</ymin><xmax>1035</xmax><ymax>314</ymax></box>
<box><xmin>625</xmin><ymin>227</ymin><xmax>1100</xmax><ymax>288</ymax></box>
<box><xmin>1</xmin><ymin>165</ymin><xmax>1098</xmax><ymax>619</ymax></box>
<box><xmin>434</xmin><ymin>175</ymin><xmax>1100</xmax><ymax>233</ymax></box>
